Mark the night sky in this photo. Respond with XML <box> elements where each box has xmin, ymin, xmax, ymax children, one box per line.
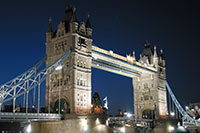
<box><xmin>0</xmin><ymin>0</ymin><xmax>200</xmax><ymax>115</ymax></box>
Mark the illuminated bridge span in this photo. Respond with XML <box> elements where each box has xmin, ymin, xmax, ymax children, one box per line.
<box><xmin>0</xmin><ymin>5</ymin><xmax>199</xmax><ymax>128</ymax></box>
<box><xmin>0</xmin><ymin>44</ymin><xmax>199</xmax><ymax>126</ymax></box>
<box><xmin>91</xmin><ymin>45</ymin><xmax>157</xmax><ymax>78</ymax></box>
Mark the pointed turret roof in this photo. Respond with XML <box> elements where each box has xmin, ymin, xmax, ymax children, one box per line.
<box><xmin>153</xmin><ymin>46</ymin><xmax>157</xmax><ymax>57</ymax></box>
<box><xmin>47</xmin><ymin>17</ymin><xmax>53</xmax><ymax>32</ymax></box>
<box><xmin>141</xmin><ymin>40</ymin><xmax>153</xmax><ymax>57</ymax></box>
<box><xmin>141</xmin><ymin>40</ymin><xmax>153</xmax><ymax>64</ymax></box>
<box><xmin>62</xmin><ymin>5</ymin><xmax>78</xmax><ymax>23</ymax></box>
<box><xmin>159</xmin><ymin>49</ymin><xmax>164</xmax><ymax>59</ymax></box>
<box><xmin>86</xmin><ymin>14</ymin><xmax>92</xmax><ymax>28</ymax></box>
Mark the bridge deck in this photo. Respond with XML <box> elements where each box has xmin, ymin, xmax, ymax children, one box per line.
<box><xmin>92</xmin><ymin>45</ymin><xmax>157</xmax><ymax>78</ymax></box>
<box><xmin>0</xmin><ymin>112</ymin><xmax>61</xmax><ymax>121</ymax></box>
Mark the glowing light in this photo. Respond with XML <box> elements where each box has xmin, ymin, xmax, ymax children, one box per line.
<box><xmin>109</xmin><ymin>50</ymin><xmax>113</xmax><ymax>55</ymax></box>
<box><xmin>94</xmin><ymin>56</ymin><xmax>98</xmax><ymax>59</ymax></box>
<box><xmin>168</xmin><ymin>125</ymin><xmax>175</xmax><ymax>132</ymax></box>
<box><xmin>96</xmin><ymin>118</ymin><xmax>100</xmax><ymax>125</ymax></box>
<box><xmin>26</xmin><ymin>124</ymin><xmax>31</xmax><ymax>133</ymax></box>
<box><xmin>106</xmin><ymin>119</ymin><xmax>109</xmax><ymax>126</ymax></box>
<box><xmin>185</xmin><ymin>106</ymin><xmax>189</xmax><ymax>110</ymax></box>
<box><xmin>127</xmin><ymin>113</ymin><xmax>132</xmax><ymax>118</ymax></box>
<box><xmin>124</xmin><ymin>112</ymin><xmax>127</xmax><ymax>115</ymax></box>
<box><xmin>170</xmin><ymin>112</ymin><xmax>175</xmax><ymax>116</ymax></box>
<box><xmin>55</xmin><ymin>65</ymin><xmax>62</xmax><ymax>71</ymax></box>
<box><xmin>84</xmin><ymin>125</ymin><xmax>88</xmax><ymax>131</ymax></box>
<box><xmin>120</xmin><ymin>127</ymin><xmax>125</xmax><ymax>132</ymax></box>
<box><xmin>81</xmin><ymin>118</ymin><xmax>88</xmax><ymax>131</ymax></box>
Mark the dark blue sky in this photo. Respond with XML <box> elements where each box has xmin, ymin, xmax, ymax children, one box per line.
<box><xmin>0</xmin><ymin>0</ymin><xmax>200</xmax><ymax>115</ymax></box>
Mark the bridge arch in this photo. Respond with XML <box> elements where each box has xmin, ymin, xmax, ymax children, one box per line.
<box><xmin>142</xmin><ymin>109</ymin><xmax>155</xmax><ymax>119</ymax></box>
<box><xmin>54</xmin><ymin>98</ymin><xmax>70</xmax><ymax>114</ymax></box>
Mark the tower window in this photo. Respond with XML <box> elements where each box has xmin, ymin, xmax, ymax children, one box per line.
<box><xmin>64</xmin><ymin>80</ymin><xmax>67</xmax><ymax>85</ymax></box>
<box><xmin>144</xmin><ymin>96</ymin><xmax>149</xmax><ymax>100</ymax></box>
<box><xmin>144</xmin><ymin>83</ymin><xmax>148</xmax><ymax>89</ymax></box>
<box><xmin>79</xmin><ymin>38</ymin><xmax>85</xmax><ymax>44</ymax></box>
<box><xmin>150</xmin><ymin>96</ymin><xmax>153</xmax><ymax>100</ymax></box>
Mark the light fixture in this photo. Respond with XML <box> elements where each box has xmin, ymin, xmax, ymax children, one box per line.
<box><xmin>55</xmin><ymin>65</ymin><xmax>62</xmax><ymax>71</ymax></box>
<box><xmin>127</xmin><ymin>113</ymin><xmax>132</xmax><ymax>118</ymax></box>
<box><xmin>170</xmin><ymin>112</ymin><xmax>175</xmax><ymax>116</ymax></box>
<box><xmin>109</xmin><ymin>50</ymin><xmax>113</xmax><ymax>55</ymax></box>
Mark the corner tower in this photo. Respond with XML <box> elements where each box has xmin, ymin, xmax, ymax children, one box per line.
<box><xmin>133</xmin><ymin>41</ymin><xmax>167</xmax><ymax>119</ymax></box>
<box><xmin>45</xmin><ymin>6</ymin><xmax>92</xmax><ymax>114</ymax></box>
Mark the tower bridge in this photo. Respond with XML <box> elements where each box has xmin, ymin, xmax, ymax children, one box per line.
<box><xmin>0</xmin><ymin>5</ymin><xmax>199</xmax><ymax>132</ymax></box>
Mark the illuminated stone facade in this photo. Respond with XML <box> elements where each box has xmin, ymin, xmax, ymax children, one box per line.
<box><xmin>45</xmin><ymin>6</ymin><xmax>92</xmax><ymax>114</ymax></box>
<box><xmin>133</xmin><ymin>41</ymin><xmax>167</xmax><ymax>119</ymax></box>
<box><xmin>45</xmin><ymin>6</ymin><xmax>167</xmax><ymax>118</ymax></box>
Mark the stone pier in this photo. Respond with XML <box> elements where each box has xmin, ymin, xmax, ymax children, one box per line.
<box><xmin>31</xmin><ymin>114</ymin><xmax>112</xmax><ymax>133</ymax></box>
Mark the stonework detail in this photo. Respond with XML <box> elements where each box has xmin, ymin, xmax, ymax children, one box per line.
<box><xmin>45</xmin><ymin>6</ymin><xmax>167</xmax><ymax>118</ymax></box>
<box><xmin>133</xmin><ymin>41</ymin><xmax>167</xmax><ymax>119</ymax></box>
<box><xmin>45</xmin><ymin>6</ymin><xmax>92</xmax><ymax>114</ymax></box>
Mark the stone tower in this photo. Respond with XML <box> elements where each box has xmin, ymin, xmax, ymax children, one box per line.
<box><xmin>133</xmin><ymin>41</ymin><xmax>167</xmax><ymax>119</ymax></box>
<box><xmin>45</xmin><ymin>6</ymin><xmax>92</xmax><ymax>114</ymax></box>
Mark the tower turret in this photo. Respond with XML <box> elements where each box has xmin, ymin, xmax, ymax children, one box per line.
<box><xmin>133</xmin><ymin>41</ymin><xmax>167</xmax><ymax>120</ymax></box>
<box><xmin>132</xmin><ymin>51</ymin><xmax>136</xmax><ymax>61</ymax></box>
<box><xmin>140</xmin><ymin>41</ymin><xmax>153</xmax><ymax>65</ymax></box>
<box><xmin>46</xmin><ymin>17</ymin><xmax>53</xmax><ymax>42</ymax></box>
<box><xmin>45</xmin><ymin>5</ymin><xmax>93</xmax><ymax>114</ymax></box>
<box><xmin>153</xmin><ymin>46</ymin><xmax>158</xmax><ymax>66</ymax></box>
<box><xmin>86</xmin><ymin>14</ymin><xmax>92</xmax><ymax>38</ymax></box>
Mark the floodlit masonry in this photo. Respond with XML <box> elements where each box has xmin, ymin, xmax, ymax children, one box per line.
<box><xmin>45</xmin><ymin>5</ymin><xmax>167</xmax><ymax>119</ymax></box>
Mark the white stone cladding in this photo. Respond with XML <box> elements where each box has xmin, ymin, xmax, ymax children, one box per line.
<box><xmin>45</xmin><ymin>7</ymin><xmax>92</xmax><ymax>114</ymax></box>
<box><xmin>133</xmin><ymin>43</ymin><xmax>167</xmax><ymax>119</ymax></box>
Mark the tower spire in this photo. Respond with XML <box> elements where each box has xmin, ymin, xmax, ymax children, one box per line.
<box><xmin>160</xmin><ymin>49</ymin><xmax>164</xmax><ymax>59</ymax></box>
<box><xmin>86</xmin><ymin>14</ymin><xmax>92</xmax><ymax>28</ymax></box>
<box><xmin>47</xmin><ymin>17</ymin><xmax>53</xmax><ymax>32</ymax></box>
<box><xmin>154</xmin><ymin>46</ymin><xmax>157</xmax><ymax>57</ymax></box>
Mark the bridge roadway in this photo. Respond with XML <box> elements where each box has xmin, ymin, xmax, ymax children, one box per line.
<box><xmin>0</xmin><ymin>112</ymin><xmax>61</xmax><ymax>121</ymax></box>
<box><xmin>91</xmin><ymin>45</ymin><xmax>157</xmax><ymax>78</ymax></box>
<box><xmin>108</xmin><ymin>116</ymin><xmax>153</xmax><ymax>128</ymax></box>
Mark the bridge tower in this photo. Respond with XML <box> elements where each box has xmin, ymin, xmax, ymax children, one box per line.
<box><xmin>133</xmin><ymin>41</ymin><xmax>167</xmax><ymax>119</ymax></box>
<box><xmin>45</xmin><ymin>6</ymin><xmax>92</xmax><ymax>114</ymax></box>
